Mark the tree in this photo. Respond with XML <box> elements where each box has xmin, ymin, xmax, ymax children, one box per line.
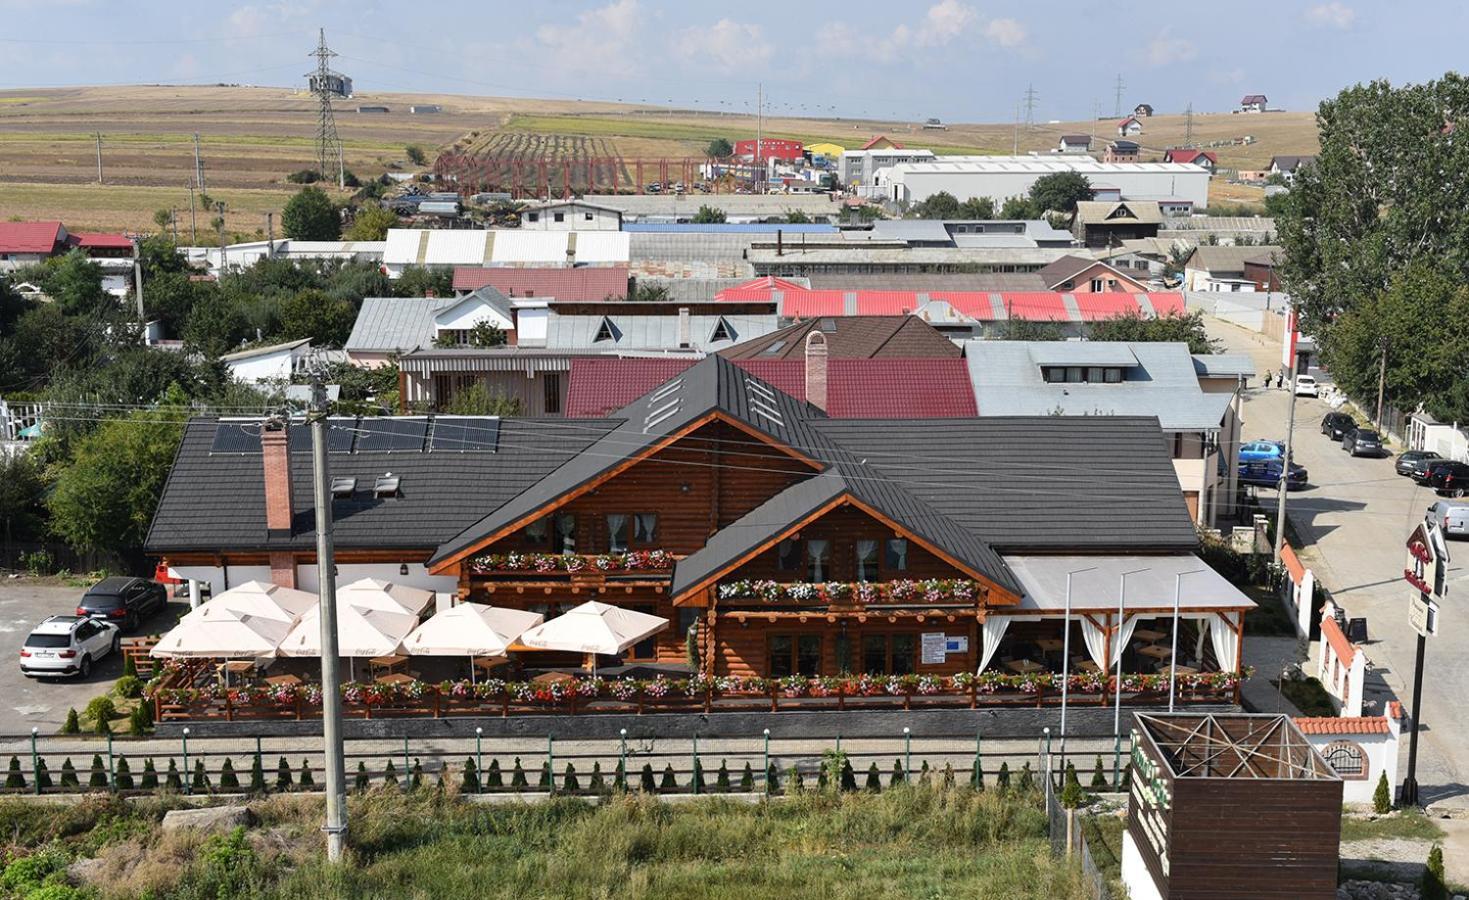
<box><xmin>911</xmin><ymin>191</ymin><xmax>961</xmax><ymax>220</ymax></box>
<box><xmin>1424</xmin><ymin>845</ymin><xmax>1447</xmax><ymax>900</ymax></box>
<box><xmin>46</xmin><ymin>386</ymin><xmax>187</xmax><ymax>560</ymax></box>
<box><xmin>393</xmin><ymin>265</ymin><xmax>454</xmax><ymax>298</ymax></box>
<box><xmin>1028</xmin><ymin>171</ymin><xmax>1092</xmax><ymax>214</ymax></box>
<box><xmin>705</xmin><ymin>137</ymin><xmax>733</xmax><ymax>158</ymax></box>
<box><xmin>445</xmin><ymin>383</ymin><xmax>523</xmax><ymax>416</ymax></box>
<box><xmin>783</xmin><ymin>210</ymin><xmax>811</xmax><ymax>224</ymax></box>
<box><xmin>0</xmin><ymin>448</ymin><xmax>45</xmax><ymax>555</ymax></box>
<box><xmin>181</xmin><ymin>292</ymin><xmax>252</xmax><ymax>359</ymax></box>
<box><xmin>278</xmin><ymin>288</ymin><xmax>357</xmax><ymax>347</ymax></box>
<box><xmin>37</xmin><ymin>250</ymin><xmax>108</xmax><ymax>315</ymax></box>
<box><xmin>692</xmin><ymin>205</ymin><xmax>726</xmax><ymax>224</ymax></box>
<box><xmin>1000</xmin><ymin>196</ymin><xmax>1038</xmax><ymax>219</ymax></box>
<box><xmin>137</xmin><ymin>234</ymin><xmax>189</xmax><ymax>281</ymax></box>
<box><xmin>405</xmin><ymin>144</ymin><xmax>427</xmax><ymax>166</ymax></box>
<box><xmin>1372</xmin><ymin>771</ymin><xmax>1392</xmax><ymax>813</ymax></box>
<box><xmin>994</xmin><ymin>318</ymin><xmax>1066</xmax><ymax>341</ymax></box>
<box><xmin>153</xmin><ymin>208</ymin><xmax>173</xmax><ymax>231</ymax></box>
<box><xmin>1087</xmin><ymin>310</ymin><xmax>1219</xmax><ymax>354</ymax></box>
<box><xmin>345</xmin><ymin>204</ymin><xmax>399</xmax><ymax>241</ymax></box>
<box><xmin>959</xmin><ymin>196</ymin><xmax>996</xmax><ymax>219</ymax></box>
<box><xmin>624</xmin><ymin>281</ymin><xmax>671</xmax><ymax>302</ymax></box>
<box><xmin>281</xmin><ymin>186</ymin><xmax>341</xmax><ymax>241</ymax></box>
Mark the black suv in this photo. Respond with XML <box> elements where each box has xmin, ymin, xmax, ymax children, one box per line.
<box><xmin>75</xmin><ymin>577</ymin><xmax>167</xmax><ymax>632</ymax></box>
<box><xmin>1321</xmin><ymin>412</ymin><xmax>1355</xmax><ymax>440</ymax></box>
<box><xmin>1420</xmin><ymin>460</ymin><xmax>1469</xmax><ymax>497</ymax></box>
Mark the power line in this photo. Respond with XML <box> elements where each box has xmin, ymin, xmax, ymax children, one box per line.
<box><xmin>1023</xmin><ymin>83</ymin><xmax>1039</xmax><ymax>128</ymax></box>
<box><xmin>307</xmin><ymin>27</ymin><xmax>345</xmax><ymax>189</ymax></box>
<box><xmin>1113</xmin><ymin>73</ymin><xmax>1126</xmax><ymax>119</ymax></box>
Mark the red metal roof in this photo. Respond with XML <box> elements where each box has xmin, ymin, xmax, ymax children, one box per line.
<box><xmin>860</xmin><ymin>135</ymin><xmax>905</xmax><ymax>150</ymax></box>
<box><xmin>733</xmin><ymin>138</ymin><xmax>804</xmax><ymax>161</ymax></box>
<box><xmin>716</xmin><ymin>284</ymin><xmax>1184</xmax><ymax>324</ymax></box>
<box><xmin>1321</xmin><ymin>615</ymin><xmax>1356</xmax><ymax>666</ymax></box>
<box><xmin>71</xmin><ymin>232</ymin><xmax>134</xmax><ymax>250</ymax></box>
<box><xmin>1293</xmin><ymin>716</ymin><xmax>1389</xmax><ymax>736</ymax></box>
<box><xmin>451</xmin><ymin>266</ymin><xmax>628</xmax><ymax>299</ymax></box>
<box><xmin>0</xmin><ymin>221</ymin><xmax>65</xmax><ymax>255</ymax></box>
<box><xmin>1164</xmin><ymin>149</ymin><xmax>1218</xmax><ymax>166</ymax></box>
<box><xmin>565</xmin><ymin>357</ymin><xmax>976</xmax><ymax>418</ymax></box>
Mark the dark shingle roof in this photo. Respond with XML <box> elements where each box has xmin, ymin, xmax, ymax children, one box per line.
<box><xmin>718</xmin><ymin>316</ymin><xmax>960</xmax><ymax>360</ymax></box>
<box><xmin>145</xmin><ymin>416</ymin><xmax>619</xmax><ymax>554</ymax></box>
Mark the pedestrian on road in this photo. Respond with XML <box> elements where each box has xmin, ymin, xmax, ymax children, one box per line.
<box><xmin>1264</xmin><ymin>370</ymin><xmax>1273</xmax><ymax>390</ymax></box>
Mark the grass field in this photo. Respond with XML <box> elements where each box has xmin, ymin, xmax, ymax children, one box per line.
<box><xmin>0</xmin><ymin>785</ymin><xmax>1089</xmax><ymax>899</ymax></box>
<box><xmin>0</xmin><ymin>84</ymin><xmax>1321</xmax><ymax>233</ymax></box>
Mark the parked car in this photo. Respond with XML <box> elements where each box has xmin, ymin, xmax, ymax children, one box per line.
<box><xmin>1321</xmin><ymin>412</ymin><xmax>1356</xmax><ymax>440</ymax></box>
<box><xmin>1396</xmin><ymin>450</ymin><xmax>1442</xmax><ymax>477</ymax></box>
<box><xmin>1426</xmin><ymin>500</ymin><xmax>1469</xmax><ymax>538</ymax></box>
<box><xmin>19</xmin><ymin>615</ymin><xmax>119</xmax><ymax>678</ymax></box>
<box><xmin>1420</xmin><ymin>460</ymin><xmax>1469</xmax><ymax>496</ymax></box>
<box><xmin>1238</xmin><ymin>440</ymin><xmax>1286</xmax><ymax>462</ymax></box>
<box><xmin>1239</xmin><ymin>459</ymin><xmax>1309</xmax><ymax>490</ymax></box>
<box><xmin>75</xmin><ymin>576</ymin><xmax>167</xmax><ymax>632</ymax></box>
<box><xmin>1294</xmin><ymin>375</ymin><xmax>1320</xmax><ymax>397</ymax></box>
<box><xmin>1342</xmin><ymin>428</ymin><xmax>1385</xmax><ymax>457</ymax></box>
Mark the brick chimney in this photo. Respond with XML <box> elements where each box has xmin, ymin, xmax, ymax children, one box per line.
<box><xmin>677</xmin><ymin>306</ymin><xmax>691</xmax><ymax>349</ymax></box>
<box><xmin>260</xmin><ymin>421</ymin><xmax>296</xmax><ymax>588</ymax></box>
<box><xmin>804</xmin><ymin>331</ymin><xmax>828</xmax><ymax>411</ymax></box>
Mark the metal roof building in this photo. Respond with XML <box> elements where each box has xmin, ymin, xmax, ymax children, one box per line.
<box><xmin>876</xmin><ymin>156</ymin><xmax>1212</xmax><ymax>208</ymax></box>
<box><xmin>382</xmin><ymin>229</ymin><xmax>629</xmax><ymax>275</ymax></box>
<box><xmin>581</xmin><ymin>193</ymin><xmax>845</xmax><ymax>223</ymax></box>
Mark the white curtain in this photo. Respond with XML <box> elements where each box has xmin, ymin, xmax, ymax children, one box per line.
<box><xmin>1209</xmin><ymin>612</ymin><xmax>1241</xmax><ymax>672</ymax></box>
<box><xmin>1080</xmin><ymin>618</ymin><xmax>1108</xmax><ymax>669</ymax></box>
<box><xmin>978</xmin><ymin>616</ymin><xmax>1012</xmax><ymax>673</ymax></box>
<box><xmin>1111</xmin><ymin>616</ymin><xmax>1141</xmax><ymax>665</ymax></box>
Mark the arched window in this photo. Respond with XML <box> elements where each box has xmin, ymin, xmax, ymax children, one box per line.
<box><xmin>1322</xmin><ymin>741</ymin><xmax>1366</xmax><ymax>780</ymax></box>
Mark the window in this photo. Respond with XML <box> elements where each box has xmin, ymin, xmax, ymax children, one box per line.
<box><xmin>554</xmin><ymin>513</ymin><xmax>576</xmax><ymax>553</ymax></box>
<box><xmin>553</xmin><ymin>212</ymin><xmax>565</xmax><ymax>223</ymax></box>
<box><xmin>709</xmin><ymin>317</ymin><xmax>734</xmax><ymax>343</ymax></box>
<box><xmin>593</xmin><ymin>317</ymin><xmax>617</xmax><ymax>343</ymax></box>
<box><xmin>633</xmin><ymin>513</ymin><xmax>657</xmax><ymax>545</ymax></box>
<box><xmin>625</xmin><ymin>603</ymin><xmax>659</xmax><ymax>660</ymax></box>
<box><xmin>776</xmin><ymin>539</ymin><xmax>801</xmax><ymax>571</ymax></box>
<box><xmin>769</xmin><ymin>634</ymin><xmax>823</xmax><ymax>677</ymax></box>
<box><xmin>543</xmin><ymin>372</ymin><xmax>562</xmax><ymax>414</ymax></box>
<box><xmin>523</xmin><ymin>517</ymin><xmax>550</xmax><ymax>546</ymax></box>
<box><xmin>527</xmin><ymin>212</ymin><xmax>539</xmax><ymax>222</ymax></box>
<box><xmin>884</xmin><ymin>538</ymin><xmax>909</xmax><ymax>571</ymax></box>
<box><xmin>584</xmin><ymin>212</ymin><xmax>594</xmax><ymax>221</ymax></box>
<box><xmin>1104</xmin><ymin>367</ymin><xmax>1123</xmax><ymax>383</ymax></box>
<box><xmin>1088</xmin><ymin>367</ymin><xmax>1105</xmax><ymax>383</ymax></box>
<box><xmin>855</xmin><ymin>540</ymin><xmax>878</xmax><ymax>582</ymax></box>
<box><xmin>1090</xmin><ymin>278</ymin><xmax>1104</xmax><ymax>292</ymax></box>
<box><xmin>1322</xmin><ymin>741</ymin><xmax>1366</xmax><ymax>779</ymax></box>
<box><xmin>806</xmin><ymin>540</ymin><xmax>830</xmax><ymax>581</ymax></box>
<box><xmin>862</xmin><ymin>634</ymin><xmax>916</xmax><ymax>675</ymax></box>
<box><xmin>606</xmin><ymin>514</ymin><xmax>629</xmax><ymax>552</ymax></box>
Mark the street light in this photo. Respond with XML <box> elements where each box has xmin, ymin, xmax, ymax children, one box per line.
<box><xmin>1114</xmin><ymin>568</ymin><xmax>1150</xmax><ymax>738</ymax></box>
<box><xmin>1060</xmin><ymin>566</ymin><xmax>1099</xmax><ymax>753</ymax></box>
<box><xmin>1168</xmin><ymin>569</ymin><xmax>1209</xmax><ymax>712</ymax></box>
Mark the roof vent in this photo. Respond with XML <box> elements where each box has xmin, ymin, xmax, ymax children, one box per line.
<box><xmin>373</xmin><ymin>473</ymin><xmax>401</xmax><ymax>498</ymax></box>
<box><xmin>330</xmin><ymin>476</ymin><xmax>357</xmax><ymax>498</ymax></box>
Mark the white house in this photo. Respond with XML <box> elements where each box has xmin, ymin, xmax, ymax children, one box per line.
<box><xmin>1318</xmin><ymin>608</ymin><xmax>1367</xmax><ymax>717</ymax></box>
<box><xmin>1117</xmin><ymin>116</ymin><xmax>1144</xmax><ymax>136</ymax></box>
<box><xmin>1408</xmin><ymin>409</ymin><xmax>1469</xmax><ymax>462</ymax></box>
<box><xmin>1057</xmin><ymin>134</ymin><xmax>1092</xmax><ymax>154</ymax></box>
<box><xmin>345</xmin><ymin>287</ymin><xmax>517</xmax><ymax>366</ymax></box>
<box><xmin>519</xmin><ymin>200</ymin><xmax>623</xmax><ymax>232</ymax></box>
<box><xmin>220</xmin><ymin>338</ymin><xmax>314</xmax><ymax>384</ymax></box>
<box><xmin>1295</xmin><ymin>707</ymin><xmax>1402</xmax><ymax>805</ymax></box>
<box><xmin>381</xmin><ymin>229</ymin><xmax>630</xmax><ymax>277</ymax></box>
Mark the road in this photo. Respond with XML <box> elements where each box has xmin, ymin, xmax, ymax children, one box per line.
<box><xmin>1212</xmin><ymin>318</ymin><xmax>1469</xmax><ymax>809</ymax></box>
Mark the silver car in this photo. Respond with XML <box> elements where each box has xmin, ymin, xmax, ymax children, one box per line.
<box><xmin>19</xmin><ymin>615</ymin><xmax>120</xmax><ymax>678</ymax></box>
<box><xmin>1428</xmin><ymin>500</ymin><xmax>1469</xmax><ymax>539</ymax></box>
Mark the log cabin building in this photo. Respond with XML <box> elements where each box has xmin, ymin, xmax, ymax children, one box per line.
<box><xmin>147</xmin><ymin>351</ymin><xmax>1253</xmax><ymax>694</ymax></box>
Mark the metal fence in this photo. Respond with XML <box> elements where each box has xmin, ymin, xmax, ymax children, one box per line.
<box><xmin>0</xmin><ymin>730</ymin><xmax>1128</xmax><ymax>799</ymax></box>
<box><xmin>1042</xmin><ymin>750</ymin><xmax>1116</xmax><ymax>900</ymax></box>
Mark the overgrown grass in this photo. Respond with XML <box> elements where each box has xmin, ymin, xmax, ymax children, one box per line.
<box><xmin>1243</xmin><ymin>585</ymin><xmax>1299</xmax><ymax>636</ymax></box>
<box><xmin>1270</xmin><ymin>675</ymin><xmax>1338</xmax><ymax>717</ymax></box>
<box><xmin>1340</xmin><ymin>810</ymin><xmax>1446</xmax><ymax>843</ymax></box>
<box><xmin>0</xmin><ymin>786</ymin><xmax>1089</xmax><ymax>899</ymax></box>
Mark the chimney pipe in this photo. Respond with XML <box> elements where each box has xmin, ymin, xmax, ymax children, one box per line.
<box><xmin>777</xmin><ymin>228</ymin><xmax>783</xmax><ymax>257</ymax></box>
<box><xmin>677</xmin><ymin>306</ymin><xmax>691</xmax><ymax>349</ymax></box>
<box><xmin>261</xmin><ymin>420</ymin><xmax>296</xmax><ymax>587</ymax></box>
<box><xmin>805</xmin><ymin>331</ymin><xmax>828</xmax><ymax>411</ymax></box>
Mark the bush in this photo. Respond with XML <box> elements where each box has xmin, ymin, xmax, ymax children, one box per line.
<box><xmin>122</xmin><ymin>654</ymin><xmax>137</xmax><ymax>679</ymax></box>
<box><xmin>510</xmin><ymin>758</ymin><xmax>525</xmax><ymax>789</ymax></box>
<box><xmin>691</xmin><ymin>759</ymin><xmax>704</xmax><ymax>794</ymax></box>
<box><xmin>487</xmin><ymin>758</ymin><xmax>502</xmax><ymax>789</ymax></box>
<box><xmin>60</xmin><ymin>709</ymin><xmax>81</xmax><ymax>735</ymax></box>
<box><xmin>461</xmin><ymin>758</ymin><xmax>479</xmax><ymax>793</ymax></box>
<box><xmin>60</xmin><ymin>758</ymin><xmax>79</xmax><ymax>788</ymax></box>
<box><xmin>35</xmin><ymin>759</ymin><xmax>52</xmax><ymax>790</ymax></box>
<box><xmin>740</xmin><ymin>762</ymin><xmax>754</xmax><ymax>792</ymax></box>
<box><xmin>0</xmin><ymin>844</ymin><xmax>70</xmax><ymax>894</ymax></box>
<box><xmin>193</xmin><ymin>760</ymin><xmax>211</xmax><ymax>793</ymax></box>
<box><xmin>287</xmin><ymin>169</ymin><xmax>322</xmax><ymax>184</ymax></box>
<box><xmin>383</xmin><ymin>761</ymin><xmax>398</xmax><ymax>788</ymax></box>
<box><xmin>867</xmin><ymin>763</ymin><xmax>882</xmax><ymax>792</ymax></box>
<box><xmin>1018</xmin><ymin>763</ymin><xmax>1034</xmax><ymax>792</ymax></box>
<box><xmin>890</xmin><ymin>761</ymin><xmax>905</xmax><ymax>787</ymax></box>
<box><xmin>410</xmin><ymin>759</ymin><xmax>423</xmax><ymax>791</ymax></box>
<box><xmin>113</xmin><ymin>675</ymin><xmax>143</xmax><ymax>699</ymax></box>
<box><xmin>249</xmin><ymin>754</ymin><xmax>265</xmax><ymax>793</ymax></box>
<box><xmin>589</xmin><ymin>762</ymin><xmax>605</xmax><ymax>794</ymax></box>
<box><xmin>640</xmin><ymin>764</ymin><xmax>656</xmax><ymax>793</ymax></box>
<box><xmin>1060</xmin><ymin>778</ymin><xmax>1085</xmax><ymax>810</ymax></box>
<box><xmin>89</xmin><ymin>754</ymin><xmax>107</xmax><ymax>789</ymax></box>
<box><xmin>1424</xmin><ymin>845</ymin><xmax>1447</xmax><ymax>900</ymax></box>
<box><xmin>1373</xmin><ymin>771</ymin><xmax>1392</xmax><ymax>813</ymax></box>
<box><xmin>1092</xmin><ymin>756</ymin><xmax>1108</xmax><ymax>789</ymax></box>
<box><xmin>114</xmin><ymin>757</ymin><xmax>133</xmax><ymax>790</ymax></box>
<box><xmin>299</xmin><ymin>758</ymin><xmax>315</xmax><ymax>790</ymax></box>
<box><xmin>220</xmin><ymin>758</ymin><xmax>239</xmax><ymax>791</ymax></box>
<box><xmin>659</xmin><ymin>764</ymin><xmax>677</xmax><ymax>792</ymax></box>
<box><xmin>536</xmin><ymin>762</ymin><xmax>550</xmax><ymax>791</ymax></box>
<box><xmin>140</xmin><ymin>759</ymin><xmax>158</xmax><ymax>790</ymax></box>
<box><xmin>765</xmin><ymin>763</ymin><xmax>779</xmax><ymax>794</ymax></box>
<box><xmin>84</xmin><ymin>695</ymin><xmax>117</xmax><ymax>726</ymax></box>
<box><xmin>276</xmin><ymin>756</ymin><xmax>292</xmax><ymax>791</ymax></box>
<box><xmin>785</xmin><ymin>765</ymin><xmax>804</xmax><ymax>795</ymax></box>
<box><xmin>996</xmin><ymin>762</ymin><xmax>1011</xmax><ymax>792</ymax></box>
<box><xmin>355</xmin><ymin>761</ymin><xmax>370</xmax><ymax>792</ymax></box>
<box><xmin>128</xmin><ymin>703</ymin><xmax>151</xmax><ymax>737</ymax></box>
<box><xmin>562</xmin><ymin>763</ymin><xmax>579</xmax><ymax>792</ymax></box>
<box><xmin>164</xmin><ymin>759</ymin><xmax>181</xmax><ymax>791</ymax></box>
<box><xmin>715</xmin><ymin>760</ymin><xmax>730</xmax><ymax>793</ymax></box>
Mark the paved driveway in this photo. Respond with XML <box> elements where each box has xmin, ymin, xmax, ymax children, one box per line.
<box><xmin>0</xmin><ymin>578</ymin><xmax>184</xmax><ymax>734</ymax></box>
<box><xmin>1213</xmin><ymin>319</ymin><xmax>1469</xmax><ymax>808</ymax></box>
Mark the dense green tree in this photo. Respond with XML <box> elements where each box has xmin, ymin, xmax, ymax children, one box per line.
<box><xmin>45</xmin><ymin>386</ymin><xmax>187</xmax><ymax>560</ymax></box>
<box><xmin>345</xmin><ymin>204</ymin><xmax>399</xmax><ymax>241</ymax></box>
<box><xmin>137</xmin><ymin>234</ymin><xmax>190</xmax><ymax>281</ymax></box>
<box><xmin>999</xmin><ymin>196</ymin><xmax>1038</xmax><ymax>219</ymax></box>
<box><xmin>394</xmin><ymin>265</ymin><xmax>454</xmax><ymax>298</ymax></box>
<box><xmin>910</xmin><ymin>191</ymin><xmax>961</xmax><ymax>220</ymax></box>
<box><xmin>405</xmin><ymin>144</ymin><xmax>427</xmax><ymax>166</ymax></box>
<box><xmin>444</xmin><ymin>384</ymin><xmax>523</xmax><ymax>416</ymax></box>
<box><xmin>278</xmin><ymin>288</ymin><xmax>357</xmax><ymax>347</ymax></box>
<box><xmin>281</xmin><ymin>186</ymin><xmax>341</xmax><ymax>241</ymax></box>
<box><xmin>0</xmin><ymin>450</ymin><xmax>46</xmax><ymax>552</ymax></box>
<box><xmin>2</xmin><ymin>304</ymin><xmax>103</xmax><ymax>390</ymax></box>
<box><xmin>1087</xmin><ymin>310</ymin><xmax>1218</xmax><ymax>354</ymax></box>
<box><xmin>1028</xmin><ymin>171</ymin><xmax>1092</xmax><ymax>214</ymax></box>
<box><xmin>994</xmin><ymin>319</ymin><xmax>1066</xmax><ymax>341</ymax></box>
<box><xmin>692</xmin><ymin>205</ymin><xmax>727</xmax><ymax>224</ymax></box>
<box><xmin>0</xmin><ymin>277</ymin><xmax>32</xmax><ymax>333</ymax></box>
<box><xmin>180</xmin><ymin>292</ymin><xmax>252</xmax><ymax>359</ymax></box>
<box><xmin>143</xmin><ymin>270</ymin><xmax>210</xmax><ymax>337</ymax></box>
<box><xmin>958</xmin><ymin>196</ymin><xmax>996</xmax><ymax>219</ymax></box>
<box><xmin>323</xmin><ymin>260</ymin><xmax>393</xmax><ymax>304</ymax></box>
<box><xmin>705</xmin><ymin>138</ymin><xmax>733</xmax><ymax>158</ymax></box>
<box><xmin>783</xmin><ymin>210</ymin><xmax>811</xmax><ymax>224</ymax></box>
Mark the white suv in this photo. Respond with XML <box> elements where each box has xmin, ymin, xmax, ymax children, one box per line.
<box><xmin>19</xmin><ymin>615</ymin><xmax>120</xmax><ymax>679</ymax></box>
<box><xmin>1294</xmin><ymin>375</ymin><xmax>1320</xmax><ymax>397</ymax></box>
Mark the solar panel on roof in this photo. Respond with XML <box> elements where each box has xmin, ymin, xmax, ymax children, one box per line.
<box><xmin>430</xmin><ymin>418</ymin><xmax>500</xmax><ymax>452</ymax></box>
<box><xmin>289</xmin><ymin>418</ymin><xmax>357</xmax><ymax>453</ymax></box>
<box><xmin>355</xmin><ymin>418</ymin><xmax>429</xmax><ymax>452</ymax></box>
<box><xmin>210</xmin><ymin>421</ymin><xmax>262</xmax><ymax>453</ymax></box>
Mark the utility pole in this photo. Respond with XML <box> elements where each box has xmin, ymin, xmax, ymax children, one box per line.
<box><xmin>1375</xmin><ymin>339</ymin><xmax>1389</xmax><ymax>428</ymax></box>
<box><xmin>755</xmin><ymin>82</ymin><xmax>763</xmax><ymax>194</ymax></box>
<box><xmin>266</xmin><ymin>212</ymin><xmax>275</xmax><ymax>256</ymax></box>
<box><xmin>1273</xmin><ymin>348</ymin><xmax>1299</xmax><ymax>565</ymax></box>
<box><xmin>1091</xmin><ymin>99</ymin><xmax>1099</xmax><ymax>142</ymax></box>
<box><xmin>1012</xmin><ymin>102</ymin><xmax>1020</xmax><ymax>155</ymax></box>
<box><xmin>187</xmin><ymin>180</ymin><xmax>198</xmax><ymax>244</ymax></box>
<box><xmin>308</xmin><ymin>379</ymin><xmax>349</xmax><ymax>861</ymax></box>
<box><xmin>194</xmin><ymin>133</ymin><xmax>204</xmax><ymax>194</ymax></box>
<box><xmin>1023</xmin><ymin>83</ymin><xmax>1038</xmax><ymax>128</ymax></box>
<box><xmin>1184</xmin><ymin>103</ymin><xmax>1195</xmax><ymax>147</ymax></box>
<box><xmin>1113</xmin><ymin>73</ymin><xmax>1126</xmax><ymax>118</ymax></box>
<box><xmin>95</xmin><ymin>132</ymin><xmax>103</xmax><ymax>183</ymax></box>
<box><xmin>132</xmin><ymin>240</ymin><xmax>144</xmax><ymax>322</ymax></box>
<box><xmin>308</xmin><ymin>28</ymin><xmax>345</xmax><ymax>184</ymax></box>
<box><xmin>171</xmin><ymin>207</ymin><xmax>179</xmax><ymax>243</ymax></box>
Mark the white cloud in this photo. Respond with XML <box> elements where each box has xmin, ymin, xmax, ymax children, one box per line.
<box><xmin>677</xmin><ymin>18</ymin><xmax>771</xmax><ymax>73</ymax></box>
<box><xmin>912</xmin><ymin>0</ymin><xmax>977</xmax><ymax>47</ymax></box>
<box><xmin>984</xmin><ymin>17</ymin><xmax>1027</xmax><ymax>48</ymax></box>
<box><xmin>1305</xmin><ymin>1</ymin><xmax>1356</xmax><ymax>28</ymax></box>
<box><xmin>1146</xmin><ymin>28</ymin><xmax>1196</xmax><ymax>67</ymax></box>
<box><xmin>535</xmin><ymin>0</ymin><xmax>644</xmax><ymax>79</ymax></box>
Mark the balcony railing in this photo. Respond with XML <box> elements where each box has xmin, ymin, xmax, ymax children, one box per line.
<box><xmin>716</xmin><ymin>579</ymin><xmax>983</xmax><ymax>608</ymax></box>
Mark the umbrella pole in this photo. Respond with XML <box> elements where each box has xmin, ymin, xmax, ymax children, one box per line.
<box><xmin>471</xmin><ymin>656</ymin><xmax>477</xmax><ymax>686</ymax></box>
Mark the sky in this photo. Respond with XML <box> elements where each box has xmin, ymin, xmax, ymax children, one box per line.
<box><xmin>0</xmin><ymin>0</ymin><xmax>1462</xmax><ymax>122</ymax></box>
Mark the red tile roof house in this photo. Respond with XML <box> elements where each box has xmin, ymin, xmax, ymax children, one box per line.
<box><xmin>0</xmin><ymin>221</ymin><xmax>136</xmax><ymax>295</ymax></box>
<box><xmin>1162</xmin><ymin>148</ymin><xmax>1219</xmax><ymax>172</ymax></box>
<box><xmin>1294</xmin><ymin>703</ymin><xmax>1402</xmax><ymax>805</ymax></box>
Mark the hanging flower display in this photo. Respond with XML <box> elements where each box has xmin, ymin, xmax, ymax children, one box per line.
<box><xmin>469</xmin><ymin>550</ymin><xmax>675</xmax><ymax>574</ymax></box>
<box><xmin>717</xmin><ymin>578</ymin><xmax>983</xmax><ymax>605</ymax></box>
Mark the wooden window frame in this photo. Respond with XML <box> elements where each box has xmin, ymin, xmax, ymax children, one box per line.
<box><xmin>767</xmin><ymin>633</ymin><xmax>823</xmax><ymax>678</ymax></box>
<box><xmin>523</xmin><ymin>516</ymin><xmax>551</xmax><ymax>548</ymax></box>
<box><xmin>859</xmin><ymin>632</ymin><xmax>917</xmax><ymax>676</ymax></box>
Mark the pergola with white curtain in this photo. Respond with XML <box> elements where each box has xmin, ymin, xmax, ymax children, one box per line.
<box><xmin>979</xmin><ymin>555</ymin><xmax>1255</xmax><ymax>676</ymax></box>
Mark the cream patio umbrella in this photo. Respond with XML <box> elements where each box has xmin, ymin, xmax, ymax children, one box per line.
<box><xmin>177</xmin><ymin>580</ymin><xmax>317</xmax><ymax>625</ymax></box>
<box><xmin>151</xmin><ymin>604</ymin><xmax>296</xmax><ymax>660</ymax></box>
<box><xmin>277</xmin><ymin>602</ymin><xmax>418</xmax><ymax>660</ymax></box>
<box><xmin>404</xmin><ymin>604</ymin><xmax>544</xmax><ymax>683</ymax></box>
<box><xmin>516</xmin><ymin>600</ymin><xmax>668</xmax><ymax>672</ymax></box>
<box><xmin>335</xmin><ymin>578</ymin><xmax>435</xmax><ymax>617</ymax></box>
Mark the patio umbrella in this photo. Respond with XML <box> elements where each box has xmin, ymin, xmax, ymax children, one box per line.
<box><xmin>151</xmin><ymin>604</ymin><xmax>294</xmax><ymax>659</ymax></box>
<box><xmin>516</xmin><ymin>601</ymin><xmax>668</xmax><ymax>671</ymax></box>
<box><xmin>277</xmin><ymin>602</ymin><xmax>418</xmax><ymax>660</ymax></box>
<box><xmin>178</xmin><ymin>580</ymin><xmax>317</xmax><ymax>625</ymax></box>
<box><xmin>403</xmin><ymin>604</ymin><xmax>543</xmax><ymax>683</ymax></box>
<box><xmin>335</xmin><ymin>578</ymin><xmax>435</xmax><ymax>616</ymax></box>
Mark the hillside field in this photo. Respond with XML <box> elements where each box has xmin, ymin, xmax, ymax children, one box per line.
<box><xmin>0</xmin><ymin>85</ymin><xmax>1320</xmax><ymax>235</ymax></box>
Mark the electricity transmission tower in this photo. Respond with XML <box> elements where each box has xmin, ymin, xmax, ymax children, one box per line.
<box><xmin>307</xmin><ymin>28</ymin><xmax>346</xmax><ymax>189</ymax></box>
<box><xmin>1184</xmin><ymin>102</ymin><xmax>1195</xmax><ymax>147</ymax></box>
<box><xmin>1023</xmin><ymin>83</ymin><xmax>1038</xmax><ymax>127</ymax></box>
<box><xmin>1113</xmin><ymin>74</ymin><xmax>1126</xmax><ymax>118</ymax></box>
